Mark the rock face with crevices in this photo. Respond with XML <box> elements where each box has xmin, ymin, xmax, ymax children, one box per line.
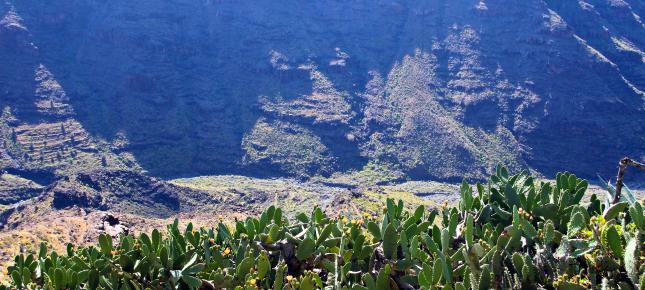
<box><xmin>0</xmin><ymin>0</ymin><xmax>643</xmax><ymax>181</ymax></box>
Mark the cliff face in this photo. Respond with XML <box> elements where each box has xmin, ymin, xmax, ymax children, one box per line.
<box><xmin>1</xmin><ymin>0</ymin><xmax>644</xmax><ymax>180</ymax></box>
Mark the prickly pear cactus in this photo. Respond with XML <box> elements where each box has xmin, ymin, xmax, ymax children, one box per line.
<box><xmin>3</xmin><ymin>166</ymin><xmax>643</xmax><ymax>289</ymax></box>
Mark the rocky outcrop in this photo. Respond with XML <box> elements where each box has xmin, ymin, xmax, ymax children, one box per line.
<box><xmin>48</xmin><ymin>170</ymin><xmax>185</xmax><ymax>217</ymax></box>
<box><xmin>97</xmin><ymin>213</ymin><xmax>129</xmax><ymax>239</ymax></box>
<box><xmin>0</xmin><ymin>171</ymin><xmax>42</xmax><ymax>204</ymax></box>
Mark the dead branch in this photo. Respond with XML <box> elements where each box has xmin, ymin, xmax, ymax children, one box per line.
<box><xmin>613</xmin><ymin>157</ymin><xmax>645</xmax><ymax>204</ymax></box>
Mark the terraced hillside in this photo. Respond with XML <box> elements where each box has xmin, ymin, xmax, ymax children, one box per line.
<box><xmin>0</xmin><ymin>6</ymin><xmax>140</xmax><ymax>177</ymax></box>
<box><xmin>1</xmin><ymin>0</ymin><xmax>643</xmax><ymax>181</ymax></box>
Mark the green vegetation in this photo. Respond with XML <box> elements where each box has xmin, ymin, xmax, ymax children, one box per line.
<box><xmin>242</xmin><ymin>118</ymin><xmax>336</xmax><ymax>177</ymax></box>
<box><xmin>4</xmin><ymin>166</ymin><xmax>644</xmax><ymax>289</ymax></box>
<box><xmin>315</xmin><ymin>162</ymin><xmax>407</xmax><ymax>187</ymax></box>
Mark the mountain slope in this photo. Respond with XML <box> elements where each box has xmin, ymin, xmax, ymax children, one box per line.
<box><xmin>0</xmin><ymin>1</ymin><xmax>140</xmax><ymax>177</ymax></box>
<box><xmin>1</xmin><ymin>0</ymin><xmax>644</xmax><ymax>181</ymax></box>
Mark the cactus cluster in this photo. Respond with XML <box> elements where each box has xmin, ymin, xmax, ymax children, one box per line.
<box><xmin>4</xmin><ymin>166</ymin><xmax>644</xmax><ymax>289</ymax></box>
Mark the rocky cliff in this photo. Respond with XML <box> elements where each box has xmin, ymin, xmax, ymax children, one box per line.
<box><xmin>1</xmin><ymin>0</ymin><xmax>644</xmax><ymax>181</ymax></box>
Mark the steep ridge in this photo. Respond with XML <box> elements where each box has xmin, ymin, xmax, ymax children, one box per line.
<box><xmin>0</xmin><ymin>1</ymin><xmax>140</xmax><ymax>177</ymax></box>
<box><xmin>0</xmin><ymin>0</ymin><xmax>643</xmax><ymax>181</ymax></box>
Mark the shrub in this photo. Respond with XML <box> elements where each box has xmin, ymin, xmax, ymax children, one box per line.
<box><xmin>4</xmin><ymin>166</ymin><xmax>644</xmax><ymax>289</ymax></box>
